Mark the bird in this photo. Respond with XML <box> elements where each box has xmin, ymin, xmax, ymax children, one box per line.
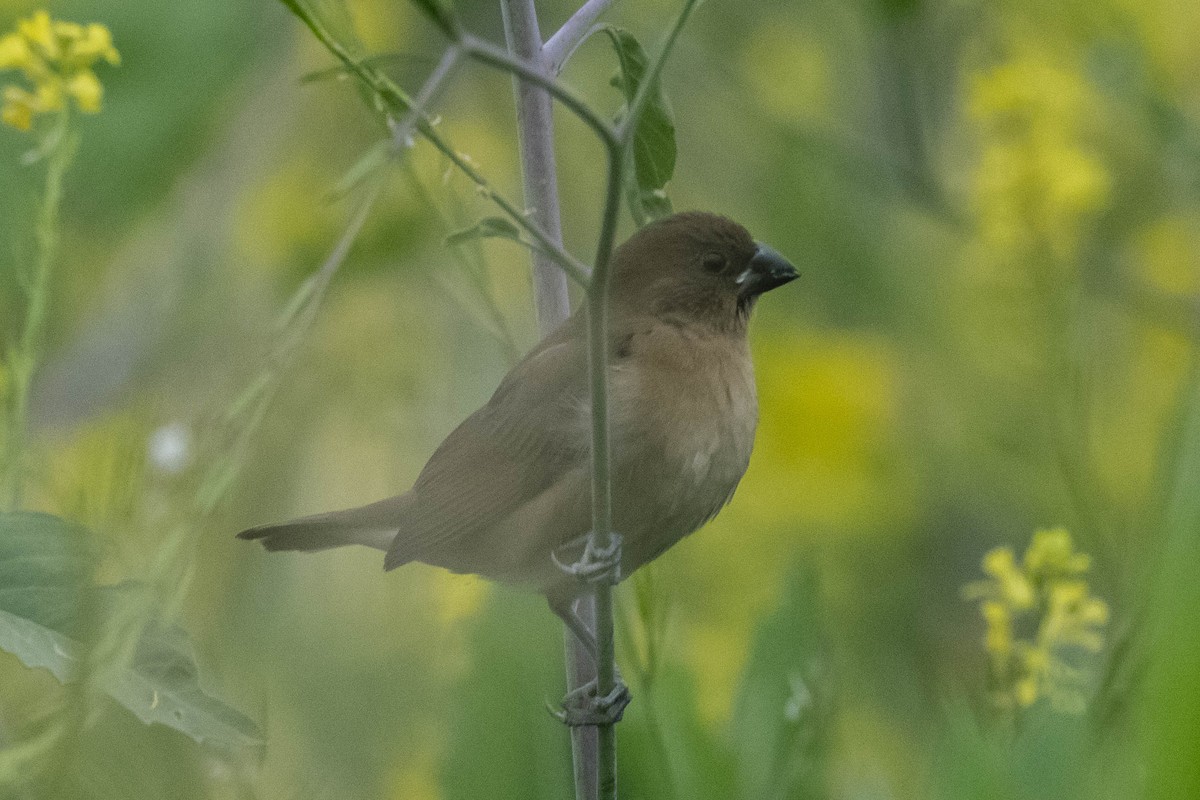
<box><xmin>238</xmin><ymin>211</ymin><xmax>797</xmax><ymax>652</ymax></box>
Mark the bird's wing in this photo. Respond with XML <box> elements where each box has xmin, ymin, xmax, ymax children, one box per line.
<box><xmin>384</xmin><ymin>321</ymin><xmax>590</xmax><ymax>571</ymax></box>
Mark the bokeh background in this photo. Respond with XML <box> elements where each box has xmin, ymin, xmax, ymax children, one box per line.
<box><xmin>2</xmin><ymin>0</ymin><xmax>1199</xmax><ymax>797</ymax></box>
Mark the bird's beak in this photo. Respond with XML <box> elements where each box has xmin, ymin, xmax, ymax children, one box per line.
<box><xmin>737</xmin><ymin>242</ymin><xmax>799</xmax><ymax>298</ymax></box>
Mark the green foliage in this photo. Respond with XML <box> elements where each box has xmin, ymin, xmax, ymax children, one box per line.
<box><xmin>4</xmin><ymin>0</ymin><xmax>1200</xmax><ymax>797</ymax></box>
<box><xmin>602</xmin><ymin>25</ymin><xmax>676</xmax><ymax>223</ymax></box>
<box><xmin>1141</xmin><ymin>363</ymin><xmax>1200</xmax><ymax>798</ymax></box>
<box><xmin>729</xmin><ymin>568</ymin><xmax>830</xmax><ymax>800</ymax></box>
<box><xmin>0</xmin><ymin>512</ymin><xmax>261</xmax><ymax>750</ymax></box>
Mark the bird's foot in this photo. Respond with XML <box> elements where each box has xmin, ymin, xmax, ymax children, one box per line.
<box><xmin>551</xmin><ymin>531</ymin><xmax>623</xmax><ymax>585</ymax></box>
<box><xmin>551</xmin><ymin>678</ymin><xmax>632</xmax><ymax>727</ymax></box>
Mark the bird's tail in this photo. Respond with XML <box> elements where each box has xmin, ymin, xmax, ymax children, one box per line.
<box><xmin>237</xmin><ymin>494</ymin><xmax>412</xmax><ymax>554</ymax></box>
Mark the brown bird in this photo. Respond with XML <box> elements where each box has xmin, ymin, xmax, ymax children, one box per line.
<box><xmin>238</xmin><ymin>211</ymin><xmax>796</xmax><ymax>646</ymax></box>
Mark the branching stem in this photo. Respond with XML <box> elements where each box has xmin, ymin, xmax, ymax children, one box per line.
<box><xmin>544</xmin><ymin>0</ymin><xmax>614</xmax><ymax>75</ymax></box>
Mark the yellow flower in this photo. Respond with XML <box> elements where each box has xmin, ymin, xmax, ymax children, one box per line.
<box><xmin>18</xmin><ymin>10</ymin><xmax>58</xmax><ymax>61</ymax></box>
<box><xmin>1024</xmin><ymin>527</ymin><xmax>1091</xmax><ymax>580</ymax></box>
<box><xmin>65</xmin><ymin>69</ymin><xmax>101</xmax><ymax>112</ymax></box>
<box><xmin>1</xmin><ymin>85</ymin><xmax>34</xmax><ymax>130</ymax></box>
<box><xmin>0</xmin><ymin>32</ymin><xmax>31</xmax><ymax>70</ymax></box>
<box><xmin>982</xmin><ymin>547</ymin><xmax>1036</xmax><ymax>609</ymax></box>
<box><xmin>964</xmin><ymin>528</ymin><xmax>1108</xmax><ymax>713</ymax></box>
<box><xmin>72</xmin><ymin>24</ymin><xmax>119</xmax><ymax>66</ymax></box>
<box><xmin>969</xmin><ymin>53</ymin><xmax>1110</xmax><ymax>261</ymax></box>
<box><xmin>0</xmin><ymin>11</ymin><xmax>119</xmax><ymax>132</ymax></box>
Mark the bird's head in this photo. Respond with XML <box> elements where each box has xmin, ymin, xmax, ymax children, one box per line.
<box><xmin>610</xmin><ymin>211</ymin><xmax>798</xmax><ymax>333</ymax></box>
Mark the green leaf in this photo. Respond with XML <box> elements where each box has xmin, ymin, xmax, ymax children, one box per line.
<box><xmin>0</xmin><ymin>512</ymin><xmax>262</xmax><ymax>750</ymax></box>
<box><xmin>0</xmin><ymin>512</ymin><xmax>94</xmax><ymax>642</ymax></box>
<box><xmin>108</xmin><ymin>618</ymin><xmax>263</xmax><ymax>750</ymax></box>
<box><xmin>728</xmin><ymin>567</ymin><xmax>831</xmax><ymax>800</ymax></box>
<box><xmin>328</xmin><ymin>139</ymin><xmax>392</xmax><ymax>202</ymax></box>
<box><xmin>445</xmin><ymin>217</ymin><xmax>525</xmax><ymax>248</ymax></box>
<box><xmin>408</xmin><ymin>0</ymin><xmax>460</xmax><ymax>39</ymax></box>
<box><xmin>602</xmin><ymin>26</ymin><xmax>677</xmax><ymax>222</ymax></box>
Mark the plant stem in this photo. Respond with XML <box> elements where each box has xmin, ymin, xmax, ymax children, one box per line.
<box><xmin>389</xmin><ymin>45</ymin><xmax>462</xmax><ymax>152</ymax></box>
<box><xmin>544</xmin><ymin>0</ymin><xmax>614</xmax><ymax>75</ymax></box>
<box><xmin>499</xmin><ymin>0</ymin><xmax>571</xmax><ymax>333</ymax></box>
<box><xmin>499</xmin><ymin>2</ymin><xmax>599</xmax><ymax>797</ymax></box>
<box><xmin>462</xmin><ymin>35</ymin><xmax>620</xmax><ymax>150</ymax></box>
<box><xmin>278</xmin><ymin>0</ymin><xmax>591</xmax><ymax>284</ymax></box>
<box><xmin>586</xmin><ymin>151</ymin><xmax>624</xmax><ymax>800</ymax></box>
<box><xmin>3</xmin><ymin>127</ymin><xmax>75</xmax><ymax>511</ymax></box>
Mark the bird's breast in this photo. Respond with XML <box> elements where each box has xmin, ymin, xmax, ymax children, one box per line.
<box><xmin>606</xmin><ymin>326</ymin><xmax>758</xmax><ymax>565</ymax></box>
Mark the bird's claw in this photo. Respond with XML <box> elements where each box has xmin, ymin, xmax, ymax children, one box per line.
<box><xmin>551</xmin><ymin>531</ymin><xmax>623</xmax><ymax>585</ymax></box>
<box><xmin>550</xmin><ymin>678</ymin><xmax>632</xmax><ymax>727</ymax></box>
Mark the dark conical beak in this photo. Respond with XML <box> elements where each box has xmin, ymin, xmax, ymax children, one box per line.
<box><xmin>738</xmin><ymin>242</ymin><xmax>799</xmax><ymax>298</ymax></box>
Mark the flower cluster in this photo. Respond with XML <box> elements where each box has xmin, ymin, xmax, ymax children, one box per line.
<box><xmin>963</xmin><ymin>527</ymin><xmax>1109</xmax><ymax>712</ymax></box>
<box><xmin>0</xmin><ymin>11</ymin><xmax>119</xmax><ymax>132</ymax></box>
<box><xmin>969</xmin><ymin>55</ymin><xmax>1110</xmax><ymax>261</ymax></box>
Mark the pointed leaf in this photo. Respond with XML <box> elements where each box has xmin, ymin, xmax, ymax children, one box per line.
<box><xmin>729</xmin><ymin>567</ymin><xmax>831</xmax><ymax>800</ymax></box>
<box><xmin>0</xmin><ymin>512</ymin><xmax>94</xmax><ymax>642</ymax></box>
<box><xmin>109</xmin><ymin>620</ymin><xmax>263</xmax><ymax>750</ymax></box>
<box><xmin>602</xmin><ymin>26</ymin><xmax>677</xmax><ymax>222</ymax></box>
<box><xmin>445</xmin><ymin>217</ymin><xmax>526</xmax><ymax>248</ymax></box>
<box><xmin>0</xmin><ymin>512</ymin><xmax>261</xmax><ymax>749</ymax></box>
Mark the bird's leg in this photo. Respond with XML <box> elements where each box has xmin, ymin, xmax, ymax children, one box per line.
<box><xmin>547</xmin><ymin>548</ymin><xmax>631</xmax><ymax>726</ymax></box>
<box><xmin>552</xmin><ymin>677</ymin><xmax>632</xmax><ymax>727</ymax></box>
<box><xmin>551</xmin><ymin>529</ymin><xmax>623</xmax><ymax>585</ymax></box>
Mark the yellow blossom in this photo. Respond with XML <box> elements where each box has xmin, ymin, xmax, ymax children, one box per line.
<box><xmin>1024</xmin><ymin>526</ymin><xmax>1091</xmax><ymax>580</ymax></box>
<box><xmin>18</xmin><ymin>11</ymin><xmax>58</xmax><ymax>61</ymax></box>
<box><xmin>65</xmin><ymin>70</ymin><xmax>101</xmax><ymax>112</ymax></box>
<box><xmin>1</xmin><ymin>85</ymin><xmax>33</xmax><ymax>130</ymax></box>
<box><xmin>969</xmin><ymin>54</ymin><xmax>1110</xmax><ymax>261</ymax></box>
<box><xmin>981</xmin><ymin>547</ymin><xmax>1036</xmax><ymax>609</ymax></box>
<box><xmin>964</xmin><ymin>528</ymin><xmax>1108</xmax><ymax>713</ymax></box>
<box><xmin>0</xmin><ymin>32</ymin><xmax>31</xmax><ymax>69</ymax></box>
<box><xmin>0</xmin><ymin>10</ymin><xmax>119</xmax><ymax>132</ymax></box>
<box><xmin>76</xmin><ymin>24</ymin><xmax>120</xmax><ymax>66</ymax></box>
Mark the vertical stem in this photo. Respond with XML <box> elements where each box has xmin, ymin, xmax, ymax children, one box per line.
<box><xmin>500</xmin><ymin>0</ymin><xmax>571</xmax><ymax>332</ymax></box>
<box><xmin>587</xmin><ymin>153</ymin><xmax>624</xmax><ymax>800</ymax></box>
<box><xmin>3</xmin><ymin>128</ymin><xmax>74</xmax><ymax>511</ymax></box>
<box><xmin>498</xmin><ymin>2</ymin><xmax>597</xmax><ymax>798</ymax></box>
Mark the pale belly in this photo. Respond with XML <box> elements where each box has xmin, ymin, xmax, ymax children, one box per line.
<box><xmin>608</xmin><ymin>340</ymin><xmax>759</xmax><ymax>573</ymax></box>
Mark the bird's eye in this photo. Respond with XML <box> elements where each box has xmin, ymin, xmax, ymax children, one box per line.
<box><xmin>701</xmin><ymin>252</ymin><xmax>726</xmax><ymax>274</ymax></box>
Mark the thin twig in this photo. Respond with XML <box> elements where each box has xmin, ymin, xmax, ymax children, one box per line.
<box><xmin>389</xmin><ymin>45</ymin><xmax>462</xmax><ymax>151</ymax></box>
<box><xmin>544</xmin><ymin>0</ymin><xmax>614</xmax><ymax>75</ymax></box>
<box><xmin>280</xmin><ymin>2</ymin><xmax>591</xmax><ymax>285</ymax></box>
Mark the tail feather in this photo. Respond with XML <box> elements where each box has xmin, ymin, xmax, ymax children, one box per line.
<box><xmin>237</xmin><ymin>494</ymin><xmax>412</xmax><ymax>554</ymax></box>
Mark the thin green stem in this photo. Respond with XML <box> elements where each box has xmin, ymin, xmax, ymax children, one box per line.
<box><xmin>3</xmin><ymin>124</ymin><xmax>76</xmax><ymax>510</ymax></box>
<box><xmin>585</xmin><ymin>150</ymin><xmax>625</xmax><ymax>800</ymax></box>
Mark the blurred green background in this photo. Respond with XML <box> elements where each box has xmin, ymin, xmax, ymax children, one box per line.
<box><xmin>2</xmin><ymin>0</ymin><xmax>1199</xmax><ymax>797</ymax></box>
